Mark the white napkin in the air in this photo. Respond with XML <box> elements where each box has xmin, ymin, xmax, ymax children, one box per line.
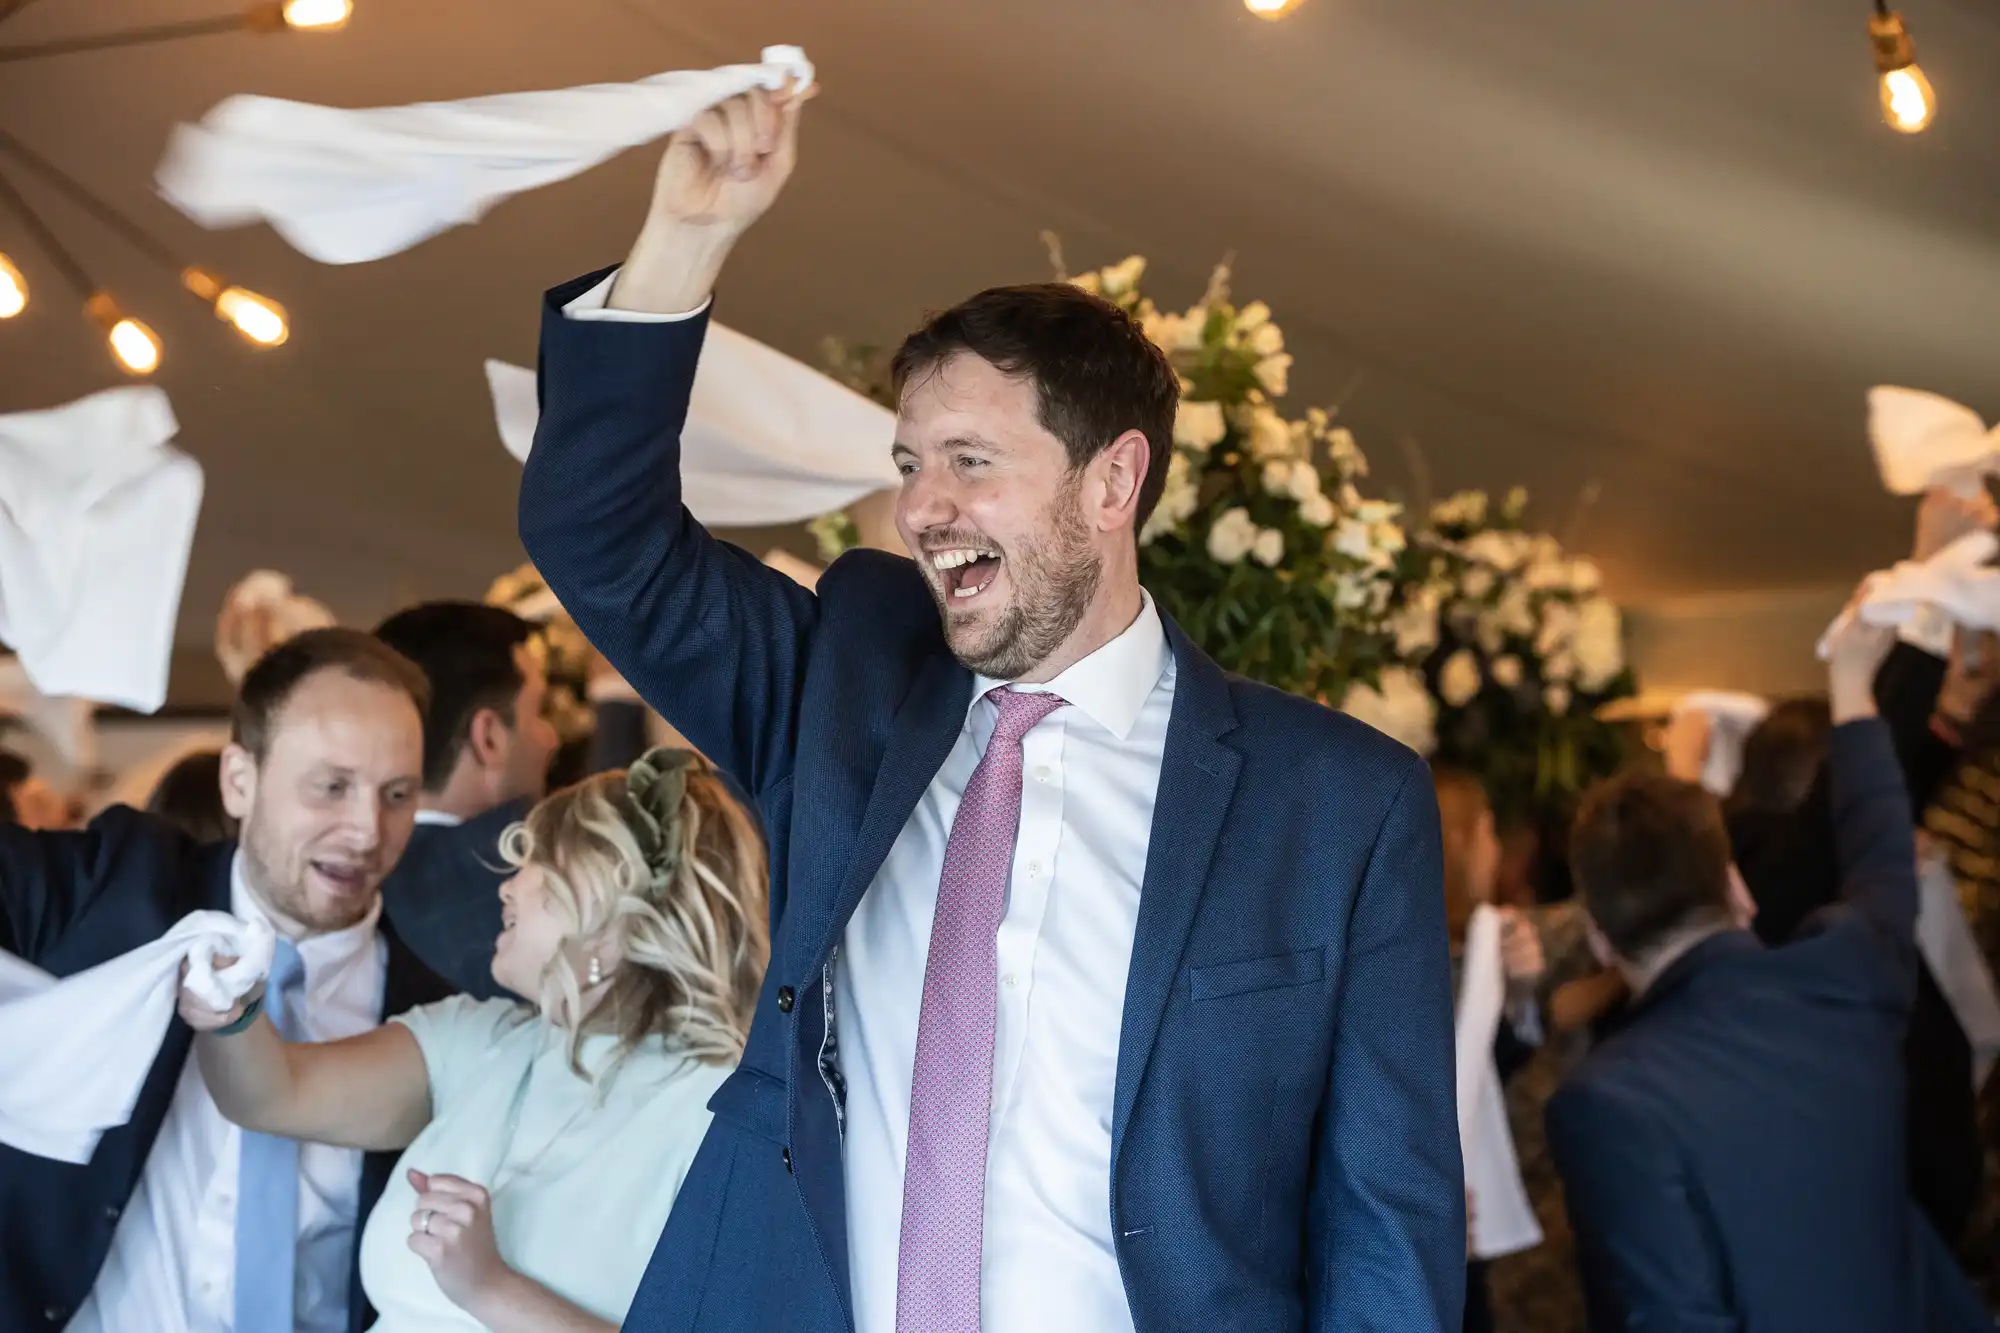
<box><xmin>1916</xmin><ymin>854</ymin><xmax>2000</xmax><ymax>1090</ymax></box>
<box><xmin>1869</xmin><ymin>387</ymin><xmax>2000</xmax><ymax>498</ymax></box>
<box><xmin>0</xmin><ymin>387</ymin><xmax>204</xmax><ymax>713</ymax></box>
<box><xmin>1817</xmin><ymin>532</ymin><xmax>2000</xmax><ymax>659</ymax></box>
<box><xmin>1455</xmin><ymin>905</ymin><xmax>1543</xmax><ymax>1260</ymax></box>
<box><xmin>156</xmin><ymin>46</ymin><xmax>814</xmax><ymax>265</ymax></box>
<box><xmin>1672</xmin><ymin>690</ymin><xmax>1770</xmax><ymax>798</ymax></box>
<box><xmin>0</xmin><ymin>912</ymin><xmax>274</xmax><ymax>1164</ymax></box>
<box><xmin>486</xmin><ymin>334</ymin><xmax>898</xmax><ymax>527</ymax></box>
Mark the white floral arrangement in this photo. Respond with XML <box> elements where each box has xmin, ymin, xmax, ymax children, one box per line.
<box><xmin>484</xmin><ymin>562</ymin><xmax>596</xmax><ymax>746</ymax></box>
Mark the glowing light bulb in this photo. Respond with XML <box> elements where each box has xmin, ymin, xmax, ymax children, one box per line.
<box><xmin>0</xmin><ymin>254</ymin><xmax>24</xmax><ymax>318</ymax></box>
<box><xmin>282</xmin><ymin>0</ymin><xmax>351</xmax><ymax>30</ymax></box>
<box><xmin>87</xmin><ymin>293</ymin><xmax>161</xmax><ymax>375</ymax></box>
<box><xmin>183</xmin><ymin>267</ymin><xmax>289</xmax><ymax>347</ymax></box>
<box><xmin>1869</xmin><ymin>10</ymin><xmax>1936</xmax><ymax>134</ymax></box>
<box><xmin>1244</xmin><ymin>0</ymin><xmax>1304</xmax><ymax>18</ymax></box>
<box><xmin>1880</xmin><ymin>64</ymin><xmax>1936</xmax><ymax>133</ymax></box>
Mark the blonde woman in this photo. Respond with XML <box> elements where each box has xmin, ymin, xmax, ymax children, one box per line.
<box><xmin>179</xmin><ymin>748</ymin><xmax>768</xmax><ymax>1332</ymax></box>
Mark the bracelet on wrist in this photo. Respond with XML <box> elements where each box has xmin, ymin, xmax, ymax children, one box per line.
<box><xmin>212</xmin><ymin>994</ymin><xmax>264</xmax><ymax>1037</ymax></box>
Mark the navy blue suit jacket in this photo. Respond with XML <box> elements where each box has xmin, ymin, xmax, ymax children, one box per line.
<box><xmin>518</xmin><ymin>275</ymin><xmax>1464</xmax><ymax>1333</ymax></box>
<box><xmin>1547</xmin><ymin>721</ymin><xmax>1989</xmax><ymax>1332</ymax></box>
<box><xmin>0</xmin><ymin>806</ymin><xmax>452</xmax><ymax>1333</ymax></box>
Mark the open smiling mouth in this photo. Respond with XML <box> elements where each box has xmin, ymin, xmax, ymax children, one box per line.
<box><xmin>931</xmin><ymin>547</ymin><xmax>1003</xmax><ymax>602</ymax></box>
<box><xmin>310</xmin><ymin>860</ymin><xmax>369</xmax><ymax>895</ymax></box>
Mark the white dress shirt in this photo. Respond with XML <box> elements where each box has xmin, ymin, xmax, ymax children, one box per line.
<box><xmin>412</xmin><ymin>809</ymin><xmax>464</xmax><ymax>829</ymax></box>
<box><xmin>69</xmin><ymin>857</ymin><xmax>387</xmax><ymax>1333</ymax></box>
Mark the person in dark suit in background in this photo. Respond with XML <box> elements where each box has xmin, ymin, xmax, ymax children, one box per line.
<box><xmin>519</xmin><ymin>83</ymin><xmax>1462</xmax><ymax>1333</ymax></box>
<box><xmin>1548</xmin><ymin>596</ymin><xmax>1989</xmax><ymax>1331</ymax></box>
<box><xmin>0</xmin><ymin>629</ymin><xmax>455</xmax><ymax>1333</ymax></box>
<box><xmin>145</xmin><ymin>749</ymin><xmax>238</xmax><ymax>844</ymax></box>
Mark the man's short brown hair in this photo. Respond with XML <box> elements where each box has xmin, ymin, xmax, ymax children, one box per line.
<box><xmin>1570</xmin><ymin>770</ymin><xmax>1734</xmax><ymax>960</ymax></box>
<box><xmin>231</xmin><ymin>628</ymin><xmax>430</xmax><ymax>762</ymax></box>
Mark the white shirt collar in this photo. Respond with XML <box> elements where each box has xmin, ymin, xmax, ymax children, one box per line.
<box><xmin>974</xmin><ymin>590</ymin><xmax>1170</xmax><ymax>742</ymax></box>
<box><xmin>412</xmin><ymin>808</ymin><xmax>463</xmax><ymax>828</ymax></box>
<box><xmin>228</xmin><ymin>850</ymin><xmax>382</xmax><ymax>973</ymax></box>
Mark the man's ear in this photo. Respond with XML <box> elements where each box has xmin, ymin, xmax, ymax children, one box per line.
<box><xmin>1093</xmin><ymin>429</ymin><xmax>1152</xmax><ymax>533</ymax></box>
<box><xmin>466</xmin><ymin>707</ymin><xmax>513</xmax><ymax>771</ymax></box>
<box><xmin>219</xmin><ymin>744</ymin><xmax>257</xmax><ymax>821</ymax></box>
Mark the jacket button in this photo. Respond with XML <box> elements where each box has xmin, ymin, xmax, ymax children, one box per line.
<box><xmin>104</xmin><ymin>1204</ymin><xmax>121</xmax><ymax>1223</ymax></box>
<box><xmin>776</xmin><ymin>986</ymin><xmax>795</xmax><ymax>1014</ymax></box>
<box><xmin>782</xmin><ymin>1147</ymin><xmax>793</xmax><ymax>1174</ymax></box>
<box><xmin>44</xmin><ymin>1307</ymin><xmax>68</xmax><ymax>1325</ymax></box>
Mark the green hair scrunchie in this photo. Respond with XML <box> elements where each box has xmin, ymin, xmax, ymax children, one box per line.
<box><xmin>622</xmin><ymin>747</ymin><xmax>700</xmax><ymax>884</ymax></box>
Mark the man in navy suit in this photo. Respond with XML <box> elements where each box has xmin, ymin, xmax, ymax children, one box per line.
<box><xmin>0</xmin><ymin>629</ymin><xmax>455</xmax><ymax>1333</ymax></box>
<box><xmin>519</xmin><ymin>85</ymin><xmax>1462</xmax><ymax>1332</ymax></box>
<box><xmin>1548</xmin><ymin>603</ymin><xmax>1990</xmax><ymax>1331</ymax></box>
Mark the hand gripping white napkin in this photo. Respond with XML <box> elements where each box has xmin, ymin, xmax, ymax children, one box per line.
<box><xmin>486</xmin><ymin>333</ymin><xmax>898</xmax><ymax>528</ymax></box>
<box><xmin>1816</xmin><ymin>532</ymin><xmax>2000</xmax><ymax>659</ymax></box>
<box><xmin>1455</xmin><ymin>905</ymin><xmax>1543</xmax><ymax>1260</ymax></box>
<box><xmin>1916</xmin><ymin>854</ymin><xmax>2000</xmax><ymax>1090</ymax></box>
<box><xmin>1671</xmin><ymin>690</ymin><xmax>1770</xmax><ymax>798</ymax></box>
<box><xmin>1869</xmin><ymin>387</ymin><xmax>2000</xmax><ymax>498</ymax></box>
<box><xmin>0</xmin><ymin>387</ymin><xmax>205</xmax><ymax>713</ymax></box>
<box><xmin>156</xmin><ymin>46</ymin><xmax>815</xmax><ymax>265</ymax></box>
<box><xmin>0</xmin><ymin>912</ymin><xmax>273</xmax><ymax>1164</ymax></box>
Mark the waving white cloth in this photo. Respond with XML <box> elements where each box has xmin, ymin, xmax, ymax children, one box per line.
<box><xmin>1455</xmin><ymin>905</ymin><xmax>1543</xmax><ymax>1260</ymax></box>
<box><xmin>0</xmin><ymin>913</ymin><xmax>273</xmax><ymax>1164</ymax></box>
<box><xmin>487</xmin><ymin>336</ymin><xmax>898</xmax><ymax>527</ymax></box>
<box><xmin>1869</xmin><ymin>387</ymin><xmax>2000</xmax><ymax>498</ymax></box>
<box><xmin>1916</xmin><ymin>855</ymin><xmax>2000</xmax><ymax>1090</ymax></box>
<box><xmin>156</xmin><ymin>46</ymin><xmax>814</xmax><ymax>265</ymax></box>
<box><xmin>1672</xmin><ymin>690</ymin><xmax>1770</xmax><ymax>798</ymax></box>
<box><xmin>1816</xmin><ymin>532</ymin><xmax>2000</xmax><ymax>659</ymax></box>
<box><xmin>0</xmin><ymin>387</ymin><xmax>204</xmax><ymax>713</ymax></box>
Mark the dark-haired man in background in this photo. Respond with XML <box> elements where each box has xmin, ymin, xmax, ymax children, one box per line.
<box><xmin>0</xmin><ymin>628</ymin><xmax>453</xmax><ymax>1333</ymax></box>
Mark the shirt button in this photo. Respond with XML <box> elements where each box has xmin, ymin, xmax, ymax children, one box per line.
<box><xmin>1002</xmin><ymin>973</ymin><xmax>1018</xmax><ymax>988</ymax></box>
<box><xmin>776</xmin><ymin>986</ymin><xmax>795</xmax><ymax>1014</ymax></box>
<box><xmin>103</xmin><ymin>1204</ymin><xmax>121</xmax><ymax>1223</ymax></box>
<box><xmin>1027</xmin><ymin>861</ymin><xmax>1042</xmax><ymax>877</ymax></box>
<box><xmin>1034</xmin><ymin>765</ymin><xmax>1051</xmax><ymax>782</ymax></box>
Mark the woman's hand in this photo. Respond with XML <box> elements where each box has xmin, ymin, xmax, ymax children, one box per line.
<box><xmin>407</xmin><ymin>1170</ymin><xmax>515</xmax><ymax>1317</ymax></box>
<box><xmin>1498</xmin><ymin>908</ymin><xmax>1546</xmax><ymax>987</ymax></box>
<box><xmin>176</xmin><ymin>957</ymin><xmax>260</xmax><ymax>1033</ymax></box>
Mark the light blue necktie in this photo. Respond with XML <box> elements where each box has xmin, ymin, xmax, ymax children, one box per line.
<box><xmin>234</xmin><ymin>937</ymin><xmax>304</xmax><ymax>1333</ymax></box>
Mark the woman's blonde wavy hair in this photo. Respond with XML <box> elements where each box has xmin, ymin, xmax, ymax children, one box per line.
<box><xmin>498</xmin><ymin>749</ymin><xmax>769</xmax><ymax>1079</ymax></box>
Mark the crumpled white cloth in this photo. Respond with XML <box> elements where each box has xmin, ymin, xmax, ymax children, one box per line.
<box><xmin>156</xmin><ymin>46</ymin><xmax>814</xmax><ymax>265</ymax></box>
<box><xmin>0</xmin><ymin>912</ymin><xmax>273</xmax><ymax>1164</ymax></box>
<box><xmin>487</xmin><ymin>335</ymin><xmax>898</xmax><ymax>527</ymax></box>
<box><xmin>1917</xmin><ymin>854</ymin><xmax>2000</xmax><ymax>1090</ymax></box>
<box><xmin>1817</xmin><ymin>532</ymin><xmax>2000</xmax><ymax>659</ymax></box>
<box><xmin>0</xmin><ymin>387</ymin><xmax>205</xmax><ymax>713</ymax></box>
<box><xmin>1672</xmin><ymin>690</ymin><xmax>1770</xmax><ymax>798</ymax></box>
<box><xmin>1455</xmin><ymin>905</ymin><xmax>1543</xmax><ymax>1260</ymax></box>
<box><xmin>1869</xmin><ymin>387</ymin><xmax>2000</xmax><ymax>498</ymax></box>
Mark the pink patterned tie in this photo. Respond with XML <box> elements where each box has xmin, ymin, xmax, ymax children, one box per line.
<box><xmin>895</xmin><ymin>686</ymin><xmax>1067</xmax><ymax>1333</ymax></box>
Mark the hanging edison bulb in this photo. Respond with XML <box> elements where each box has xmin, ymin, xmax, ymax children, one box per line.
<box><xmin>282</xmin><ymin>0</ymin><xmax>352</xmax><ymax>31</ymax></box>
<box><xmin>1244</xmin><ymin>0</ymin><xmax>1305</xmax><ymax>17</ymax></box>
<box><xmin>183</xmin><ymin>267</ymin><xmax>289</xmax><ymax>346</ymax></box>
<box><xmin>0</xmin><ymin>254</ymin><xmax>24</xmax><ymax>319</ymax></box>
<box><xmin>86</xmin><ymin>293</ymin><xmax>161</xmax><ymax>375</ymax></box>
<box><xmin>1869</xmin><ymin>8</ymin><xmax>1936</xmax><ymax>133</ymax></box>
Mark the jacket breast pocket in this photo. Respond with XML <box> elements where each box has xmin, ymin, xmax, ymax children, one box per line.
<box><xmin>1189</xmin><ymin>946</ymin><xmax>1325</xmax><ymax>1002</ymax></box>
<box><xmin>706</xmin><ymin>1066</ymin><xmax>789</xmax><ymax>1143</ymax></box>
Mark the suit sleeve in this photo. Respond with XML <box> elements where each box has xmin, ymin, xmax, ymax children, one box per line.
<box><xmin>1307</xmin><ymin>757</ymin><xmax>1464</xmax><ymax>1333</ymax></box>
<box><xmin>380</xmin><ymin>802</ymin><xmax>532</xmax><ymax>1002</ymax></box>
<box><xmin>0</xmin><ymin>811</ymin><xmax>148</xmax><ymax>963</ymax></box>
<box><xmin>1821</xmin><ymin>718</ymin><xmax>1921</xmax><ymax>1010</ymax></box>
<box><xmin>1546</xmin><ymin>1079</ymin><xmax>1740</xmax><ymax>1332</ymax></box>
<box><xmin>519</xmin><ymin>275</ymin><xmax>820</xmax><ymax>800</ymax></box>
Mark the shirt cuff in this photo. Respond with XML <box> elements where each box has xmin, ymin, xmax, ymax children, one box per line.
<box><xmin>561</xmin><ymin>270</ymin><xmax>711</xmax><ymax>324</ymax></box>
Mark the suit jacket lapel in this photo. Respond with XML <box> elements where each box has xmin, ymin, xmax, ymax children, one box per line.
<box><xmin>1112</xmin><ymin>625</ymin><xmax>1240</xmax><ymax>1165</ymax></box>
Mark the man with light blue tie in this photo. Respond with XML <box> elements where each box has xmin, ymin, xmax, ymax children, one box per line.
<box><xmin>0</xmin><ymin>629</ymin><xmax>454</xmax><ymax>1333</ymax></box>
<box><xmin>520</xmin><ymin>83</ymin><xmax>1462</xmax><ymax>1332</ymax></box>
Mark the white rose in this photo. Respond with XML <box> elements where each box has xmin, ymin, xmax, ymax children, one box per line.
<box><xmin>1491</xmin><ymin>654</ymin><xmax>1523</xmax><ymax>689</ymax></box>
<box><xmin>1287</xmin><ymin>460</ymin><xmax>1321</xmax><ymax>502</ymax></box>
<box><xmin>1572</xmin><ymin>597</ymin><xmax>1624</xmax><ymax>690</ymax></box>
<box><xmin>1101</xmin><ymin>255</ymin><xmax>1146</xmax><ymax>295</ymax></box>
<box><xmin>1543</xmin><ymin>649</ymin><xmax>1576</xmax><ymax>683</ymax></box>
<box><xmin>1252</xmin><ymin>527</ymin><xmax>1285</xmax><ymax>568</ymax></box>
<box><xmin>1174</xmin><ymin>399</ymin><xmax>1228</xmax><ymax>452</ymax></box>
<box><xmin>1327</xmin><ymin>427</ymin><xmax>1365</xmax><ymax>474</ymax></box>
<box><xmin>1297</xmin><ymin>491</ymin><xmax>1336</xmax><ymax>528</ymax></box>
<box><xmin>1536</xmin><ymin>600</ymin><xmax>1578</xmax><ymax>657</ymax></box>
<box><xmin>1175</xmin><ymin>307</ymin><xmax>1207</xmax><ymax>351</ymax></box>
<box><xmin>1262</xmin><ymin>460</ymin><xmax>1293</xmax><ymax>496</ymax></box>
<box><xmin>1355</xmin><ymin>499</ymin><xmax>1400</xmax><ymax>526</ymax></box>
<box><xmin>1248</xmin><ymin>323</ymin><xmax>1286</xmax><ymax>358</ymax></box>
<box><xmin>1497</xmin><ymin>583</ymin><xmax>1536</xmax><ymax>637</ymax></box>
<box><xmin>1462</xmin><ymin>565</ymin><xmax>1496</xmax><ymax>600</ymax></box>
<box><xmin>1236</xmin><ymin>300</ymin><xmax>1271</xmax><ymax>333</ymax></box>
<box><xmin>1569</xmin><ymin>558</ymin><xmax>1602</xmax><ymax>594</ymax></box>
<box><xmin>1544</xmin><ymin>683</ymin><xmax>1572</xmax><ymax>716</ymax></box>
<box><xmin>1247</xmin><ymin>405</ymin><xmax>1293</xmax><ymax>460</ymax></box>
<box><xmin>1255</xmin><ymin>353</ymin><xmax>1292</xmax><ymax>398</ymax></box>
<box><xmin>1464</xmin><ymin>529</ymin><xmax>1531</xmax><ymax>573</ymax></box>
<box><xmin>1439</xmin><ymin>649</ymin><xmax>1483</xmax><ymax>707</ymax></box>
<box><xmin>1392</xmin><ymin>589</ymin><xmax>1441</xmax><ymax>658</ymax></box>
<box><xmin>1526</xmin><ymin>557</ymin><xmax>1569</xmax><ymax>591</ymax></box>
<box><xmin>1340</xmin><ymin>667</ymin><xmax>1438</xmax><ymax>754</ymax></box>
<box><xmin>1143</xmin><ymin>310</ymin><xmax>1184</xmax><ymax>354</ymax></box>
<box><xmin>1371</xmin><ymin>520</ymin><xmax>1407</xmax><ymax>557</ymax></box>
<box><xmin>1140</xmin><ymin>452</ymin><xmax>1199</xmax><ymax>546</ymax></box>
<box><xmin>1207</xmin><ymin>507</ymin><xmax>1258</xmax><ymax>565</ymax></box>
<box><xmin>1069</xmin><ymin>271</ymin><xmax>1102</xmax><ymax>295</ymax></box>
<box><xmin>1333</xmin><ymin>518</ymin><xmax>1375</xmax><ymax>562</ymax></box>
<box><xmin>1339</xmin><ymin>482</ymin><xmax>1362</xmax><ymax>509</ymax></box>
<box><xmin>1334</xmin><ymin>570</ymin><xmax>1376</xmax><ymax>611</ymax></box>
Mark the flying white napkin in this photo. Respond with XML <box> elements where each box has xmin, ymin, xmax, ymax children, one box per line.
<box><xmin>0</xmin><ymin>387</ymin><xmax>205</xmax><ymax>713</ymax></box>
<box><xmin>1672</xmin><ymin>690</ymin><xmax>1770</xmax><ymax>798</ymax></box>
<box><xmin>1455</xmin><ymin>905</ymin><xmax>1543</xmax><ymax>1260</ymax></box>
<box><xmin>1869</xmin><ymin>387</ymin><xmax>2000</xmax><ymax>498</ymax></box>
<box><xmin>0</xmin><ymin>912</ymin><xmax>273</xmax><ymax>1164</ymax></box>
<box><xmin>1817</xmin><ymin>532</ymin><xmax>2000</xmax><ymax>659</ymax></box>
<box><xmin>1916</xmin><ymin>855</ymin><xmax>2000</xmax><ymax>1090</ymax></box>
<box><xmin>487</xmin><ymin>335</ymin><xmax>898</xmax><ymax>527</ymax></box>
<box><xmin>156</xmin><ymin>47</ymin><xmax>814</xmax><ymax>265</ymax></box>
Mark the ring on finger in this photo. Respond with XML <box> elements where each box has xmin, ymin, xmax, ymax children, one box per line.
<box><xmin>419</xmin><ymin>1210</ymin><xmax>432</xmax><ymax>1235</ymax></box>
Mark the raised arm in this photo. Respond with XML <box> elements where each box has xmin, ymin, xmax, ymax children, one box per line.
<box><xmin>518</xmin><ymin>86</ymin><xmax>822</xmax><ymax>799</ymax></box>
<box><xmin>182</xmin><ymin>975</ymin><xmax>431</xmax><ymax>1153</ymax></box>
<box><xmin>1307</xmin><ymin>756</ymin><xmax>1464</xmax><ymax>1332</ymax></box>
